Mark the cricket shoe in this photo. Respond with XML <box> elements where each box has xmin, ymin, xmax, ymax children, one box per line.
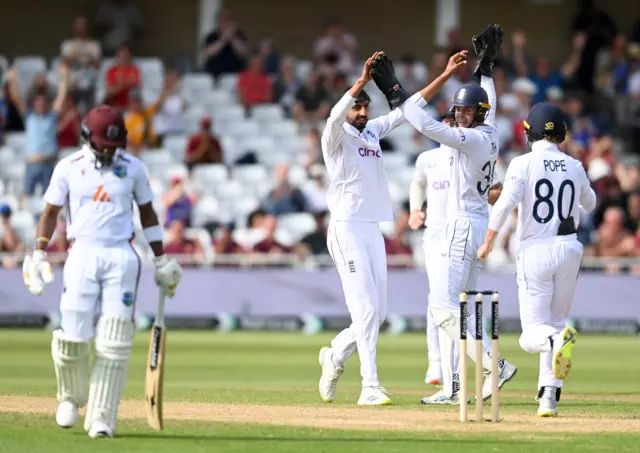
<box><xmin>357</xmin><ymin>386</ymin><xmax>392</xmax><ymax>406</ymax></box>
<box><xmin>318</xmin><ymin>346</ymin><xmax>343</xmax><ymax>403</ymax></box>
<box><xmin>420</xmin><ymin>389</ymin><xmax>470</xmax><ymax>405</ymax></box>
<box><xmin>424</xmin><ymin>361</ymin><xmax>442</xmax><ymax>385</ymax></box>
<box><xmin>480</xmin><ymin>359</ymin><xmax>518</xmax><ymax>401</ymax></box>
<box><xmin>553</xmin><ymin>327</ymin><xmax>577</xmax><ymax>380</ymax></box>
<box><xmin>55</xmin><ymin>401</ymin><xmax>78</xmax><ymax>428</ymax></box>
<box><xmin>537</xmin><ymin>386</ymin><xmax>560</xmax><ymax>417</ymax></box>
<box><xmin>88</xmin><ymin>420</ymin><xmax>113</xmax><ymax>439</ymax></box>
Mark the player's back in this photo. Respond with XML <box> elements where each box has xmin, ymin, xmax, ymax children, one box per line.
<box><xmin>513</xmin><ymin>142</ymin><xmax>594</xmax><ymax>241</ymax></box>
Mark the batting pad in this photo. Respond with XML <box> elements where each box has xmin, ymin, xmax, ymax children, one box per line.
<box><xmin>51</xmin><ymin>330</ymin><xmax>90</xmax><ymax>407</ymax></box>
<box><xmin>84</xmin><ymin>316</ymin><xmax>134</xmax><ymax>432</ymax></box>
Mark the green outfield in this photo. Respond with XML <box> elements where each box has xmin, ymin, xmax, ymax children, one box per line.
<box><xmin>1</xmin><ymin>330</ymin><xmax>639</xmax><ymax>452</ymax></box>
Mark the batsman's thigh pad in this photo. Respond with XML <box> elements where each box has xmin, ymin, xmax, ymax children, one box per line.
<box><xmin>51</xmin><ymin>330</ymin><xmax>90</xmax><ymax>406</ymax></box>
<box><xmin>84</xmin><ymin>316</ymin><xmax>134</xmax><ymax>432</ymax></box>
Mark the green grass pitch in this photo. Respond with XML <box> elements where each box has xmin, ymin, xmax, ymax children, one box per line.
<box><xmin>1</xmin><ymin>330</ymin><xmax>639</xmax><ymax>452</ymax></box>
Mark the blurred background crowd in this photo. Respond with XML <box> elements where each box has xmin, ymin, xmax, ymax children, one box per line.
<box><xmin>0</xmin><ymin>0</ymin><xmax>638</xmax><ymax>273</ymax></box>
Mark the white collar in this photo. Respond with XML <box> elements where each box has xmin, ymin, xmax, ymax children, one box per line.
<box><xmin>531</xmin><ymin>140</ymin><xmax>561</xmax><ymax>153</ymax></box>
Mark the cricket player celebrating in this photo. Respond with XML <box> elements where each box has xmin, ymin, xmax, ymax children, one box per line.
<box><xmin>317</xmin><ymin>50</ymin><xmax>458</xmax><ymax>406</ymax></box>
<box><xmin>22</xmin><ymin>105</ymin><xmax>184</xmax><ymax>438</ymax></box>
<box><xmin>370</xmin><ymin>25</ymin><xmax>517</xmax><ymax>405</ymax></box>
<box><xmin>477</xmin><ymin>102</ymin><xmax>597</xmax><ymax>417</ymax></box>
<box><xmin>409</xmin><ymin>111</ymin><xmax>503</xmax><ymax>387</ymax></box>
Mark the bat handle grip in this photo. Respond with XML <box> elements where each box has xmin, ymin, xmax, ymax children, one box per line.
<box><xmin>155</xmin><ymin>291</ymin><xmax>166</xmax><ymax>328</ymax></box>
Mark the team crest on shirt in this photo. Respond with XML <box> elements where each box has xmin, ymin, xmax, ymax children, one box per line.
<box><xmin>122</xmin><ymin>291</ymin><xmax>134</xmax><ymax>307</ymax></box>
<box><xmin>113</xmin><ymin>165</ymin><xmax>127</xmax><ymax>178</ymax></box>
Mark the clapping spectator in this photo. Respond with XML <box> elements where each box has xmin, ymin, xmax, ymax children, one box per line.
<box><xmin>152</xmin><ymin>70</ymin><xmax>188</xmax><ymax>142</ymax></box>
<box><xmin>7</xmin><ymin>64</ymin><xmax>69</xmax><ymax>206</ymax></box>
<box><xmin>272</xmin><ymin>56</ymin><xmax>301</xmax><ymax>117</ymax></box>
<box><xmin>293</xmin><ymin>70</ymin><xmax>330</xmax><ymax>127</ymax></box>
<box><xmin>313</xmin><ymin>18</ymin><xmax>358</xmax><ymax>76</ymax></box>
<box><xmin>252</xmin><ymin>214</ymin><xmax>290</xmax><ymax>254</ymax></box>
<box><xmin>104</xmin><ymin>45</ymin><xmax>140</xmax><ymax>110</ymax></box>
<box><xmin>162</xmin><ymin>175</ymin><xmax>197</xmax><ymax>228</ymax></box>
<box><xmin>262</xmin><ymin>163</ymin><xmax>307</xmax><ymax>215</ymax></box>
<box><xmin>202</xmin><ymin>7</ymin><xmax>249</xmax><ymax>79</ymax></box>
<box><xmin>257</xmin><ymin>38</ymin><xmax>280</xmax><ymax>75</ymax></box>
<box><xmin>213</xmin><ymin>222</ymin><xmax>244</xmax><ymax>254</ymax></box>
<box><xmin>237</xmin><ymin>54</ymin><xmax>272</xmax><ymax>111</ymax></box>
<box><xmin>95</xmin><ymin>0</ymin><xmax>144</xmax><ymax>56</ymax></box>
<box><xmin>0</xmin><ymin>204</ymin><xmax>24</xmax><ymax>268</ymax></box>
<box><xmin>595</xmin><ymin>33</ymin><xmax>630</xmax><ymax>97</ymax></box>
<box><xmin>26</xmin><ymin>73</ymin><xmax>56</xmax><ymax>107</ymax></box>
<box><xmin>60</xmin><ymin>15</ymin><xmax>101</xmax><ymax>111</ymax></box>
<box><xmin>57</xmin><ymin>95</ymin><xmax>82</xmax><ymax>148</ymax></box>
<box><xmin>185</xmin><ymin>116</ymin><xmax>223</xmax><ymax>170</ymax></box>
<box><xmin>296</xmin><ymin>210</ymin><xmax>329</xmax><ymax>256</ymax></box>
<box><xmin>164</xmin><ymin>219</ymin><xmax>204</xmax><ymax>266</ymax></box>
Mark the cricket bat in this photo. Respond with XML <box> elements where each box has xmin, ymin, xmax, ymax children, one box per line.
<box><xmin>145</xmin><ymin>291</ymin><xmax>167</xmax><ymax>431</ymax></box>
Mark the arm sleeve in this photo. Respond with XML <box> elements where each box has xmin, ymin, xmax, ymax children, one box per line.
<box><xmin>43</xmin><ymin>162</ymin><xmax>69</xmax><ymax>207</ymax></box>
<box><xmin>320</xmin><ymin>91</ymin><xmax>354</xmax><ymax>153</ymax></box>
<box><xmin>367</xmin><ymin>92</ymin><xmax>427</xmax><ymax>139</ymax></box>
<box><xmin>578</xmin><ymin>164</ymin><xmax>597</xmax><ymax>212</ymax></box>
<box><xmin>481</xmin><ymin>76</ymin><xmax>497</xmax><ymax>126</ymax></box>
<box><xmin>412</xmin><ymin>152</ymin><xmax>429</xmax><ymax>183</ymax></box>
<box><xmin>134</xmin><ymin>163</ymin><xmax>155</xmax><ymax>205</ymax></box>
<box><xmin>409</xmin><ymin>179</ymin><xmax>426</xmax><ymax>211</ymax></box>
<box><xmin>488</xmin><ymin>160</ymin><xmax>525</xmax><ymax>232</ymax></box>
<box><xmin>400</xmin><ymin>100</ymin><xmax>485</xmax><ymax>150</ymax></box>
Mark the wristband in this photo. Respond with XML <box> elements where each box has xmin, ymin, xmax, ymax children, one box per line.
<box><xmin>36</xmin><ymin>237</ymin><xmax>50</xmax><ymax>245</ymax></box>
<box><xmin>143</xmin><ymin>225</ymin><xmax>164</xmax><ymax>244</ymax></box>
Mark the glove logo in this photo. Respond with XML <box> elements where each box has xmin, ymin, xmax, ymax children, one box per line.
<box><xmin>122</xmin><ymin>291</ymin><xmax>134</xmax><ymax>307</ymax></box>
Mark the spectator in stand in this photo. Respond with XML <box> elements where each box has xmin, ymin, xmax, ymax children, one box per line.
<box><xmin>60</xmin><ymin>15</ymin><xmax>101</xmax><ymax>111</ymax></box>
<box><xmin>627</xmin><ymin>190</ymin><xmax>640</xmax><ymax>232</ymax></box>
<box><xmin>185</xmin><ymin>116</ymin><xmax>223</xmax><ymax>170</ymax></box>
<box><xmin>46</xmin><ymin>213</ymin><xmax>70</xmax><ymax>266</ymax></box>
<box><xmin>104</xmin><ymin>44</ymin><xmax>140</xmax><ymax>110</ymax></box>
<box><xmin>292</xmin><ymin>70</ymin><xmax>330</xmax><ymax>127</ymax></box>
<box><xmin>123</xmin><ymin>89</ymin><xmax>155</xmax><ymax>154</ymax></box>
<box><xmin>3</xmin><ymin>82</ymin><xmax>24</xmax><ymax>132</ymax></box>
<box><xmin>296</xmin><ymin>210</ymin><xmax>329</xmax><ymax>256</ymax></box>
<box><xmin>162</xmin><ymin>175</ymin><xmax>197</xmax><ymax>228</ymax></box>
<box><xmin>303</xmin><ymin>128</ymin><xmax>322</xmax><ymax>171</ymax></box>
<box><xmin>95</xmin><ymin>0</ymin><xmax>144</xmax><ymax>56</ymax></box>
<box><xmin>595</xmin><ymin>32</ymin><xmax>630</xmax><ymax>97</ymax></box>
<box><xmin>442</xmin><ymin>55</ymin><xmax>474</xmax><ymax>101</ymax></box>
<box><xmin>152</xmin><ymin>70</ymin><xmax>187</xmax><ymax>143</ymax></box>
<box><xmin>213</xmin><ymin>222</ymin><xmax>243</xmax><ymax>255</ymax></box>
<box><xmin>446</xmin><ymin>27</ymin><xmax>464</xmax><ymax>56</ymax></box>
<box><xmin>252</xmin><ymin>214</ymin><xmax>290</xmax><ymax>254</ymax></box>
<box><xmin>529</xmin><ymin>48</ymin><xmax>582</xmax><ymax>104</ymax></box>
<box><xmin>262</xmin><ymin>163</ymin><xmax>308</xmax><ymax>215</ymax></box>
<box><xmin>313</xmin><ymin>18</ymin><xmax>358</xmax><ymax>76</ymax></box>
<box><xmin>584</xmin><ymin>206</ymin><xmax>638</xmax><ymax>273</ymax></box>
<box><xmin>398</xmin><ymin>55</ymin><xmax>423</xmax><ymax>94</ymax></box>
<box><xmin>7</xmin><ymin>64</ymin><xmax>68</xmax><ymax>206</ymax></box>
<box><xmin>272</xmin><ymin>56</ymin><xmax>301</xmax><ymax>117</ymax></box>
<box><xmin>57</xmin><ymin>95</ymin><xmax>82</xmax><ymax>148</ymax></box>
<box><xmin>257</xmin><ymin>38</ymin><xmax>280</xmax><ymax>75</ymax></box>
<box><xmin>329</xmin><ymin>72</ymin><xmax>350</xmax><ymax>105</ymax></box>
<box><xmin>302</xmin><ymin>164</ymin><xmax>328</xmax><ymax>213</ymax></box>
<box><xmin>202</xmin><ymin>7</ymin><xmax>249</xmax><ymax>79</ymax></box>
<box><xmin>0</xmin><ymin>95</ymin><xmax>6</xmax><ymax>145</ymax></box>
<box><xmin>164</xmin><ymin>219</ymin><xmax>205</xmax><ymax>267</ymax></box>
<box><xmin>0</xmin><ymin>204</ymin><xmax>24</xmax><ymax>268</ymax></box>
<box><xmin>237</xmin><ymin>54</ymin><xmax>272</xmax><ymax>111</ymax></box>
<box><xmin>383</xmin><ymin>203</ymin><xmax>414</xmax><ymax>268</ymax></box>
<box><xmin>505</xmin><ymin>29</ymin><xmax>531</xmax><ymax>78</ymax></box>
<box><xmin>26</xmin><ymin>73</ymin><xmax>56</xmax><ymax>107</ymax></box>
<box><xmin>427</xmin><ymin>48</ymin><xmax>448</xmax><ymax>83</ymax></box>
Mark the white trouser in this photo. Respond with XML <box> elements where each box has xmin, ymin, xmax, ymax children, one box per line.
<box><xmin>327</xmin><ymin>220</ymin><xmax>388</xmax><ymax>388</ymax></box>
<box><xmin>58</xmin><ymin>240</ymin><xmax>142</xmax><ymax>341</ymax></box>
<box><xmin>423</xmin><ymin>227</ymin><xmax>442</xmax><ymax>362</ymax></box>
<box><xmin>516</xmin><ymin>234</ymin><xmax>583</xmax><ymax>389</ymax></box>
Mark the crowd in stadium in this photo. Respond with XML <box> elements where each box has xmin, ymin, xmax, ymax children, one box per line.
<box><xmin>0</xmin><ymin>0</ymin><xmax>639</xmax><ymax>272</ymax></box>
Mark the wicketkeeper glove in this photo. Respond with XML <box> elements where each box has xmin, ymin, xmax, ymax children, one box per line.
<box><xmin>370</xmin><ymin>53</ymin><xmax>410</xmax><ymax>110</ymax></box>
<box><xmin>472</xmin><ymin>24</ymin><xmax>504</xmax><ymax>78</ymax></box>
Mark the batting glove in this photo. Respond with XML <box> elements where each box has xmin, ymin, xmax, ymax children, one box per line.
<box><xmin>153</xmin><ymin>255</ymin><xmax>184</xmax><ymax>297</ymax></box>
<box><xmin>23</xmin><ymin>250</ymin><xmax>54</xmax><ymax>296</ymax></box>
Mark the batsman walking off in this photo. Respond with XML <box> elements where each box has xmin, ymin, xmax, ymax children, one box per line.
<box><xmin>369</xmin><ymin>25</ymin><xmax>518</xmax><ymax>405</ymax></box>
<box><xmin>318</xmin><ymin>52</ymin><xmax>429</xmax><ymax>406</ymax></box>
<box><xmin>478</xmin><ymin>102</ymin><xmax>597</xmax><ymax>417</ymax></box>
<box><xmin>22</xmin><ymin>105</ymin><xmax>184</xmax><ymax>438</ymax></box>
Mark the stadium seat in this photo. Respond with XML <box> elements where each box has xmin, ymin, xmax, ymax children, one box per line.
<box><xmin>0</xmin><ymin>195</ymin><xmax>18</xmax><ymax>212</ymax></box>
<box><xmin>238</xmin><ymin>136</ymin><xmax>276</xmax><ymax>155</ymax></box>
<box><xmin>137</xmin><ymin>58</ymin><xmax>164</xmax><ymax>92</ymax></box>
<box><xmin>387</xmin><ymin>181</ymin><xmax>406</xmax><ymax>205</ymax></box>
<box><xmin>24</xmin><ymin>197</ymin><xmax>46</xmax><ymax>216</ymax></box>
<box><xmin>379</xmin><ymin>220</ymin><xmax>395</xmax><ymax>237</ymax></box>
<box><xmin>0</xmin><ymin>179</ymin><xmax>5</xmax><ymax>196</ymax></box>
<box><xmin>5</xmin><ymin>133</ymin><xmax>26</xmax><ymax>151</ymax></box>
<box><xmin>163</xmin><ymin>135</ymin><xmax>189</xmax><ymax>162</ymax></box>
<box><xmin>191</xmin><ymin>196</ymin><xmax>219</xmax><ymax>226</ymax></box>
<box><xmin>265</xmin><ymin>120</ymin><xmax>298</xmax><ymax>141</ymax></box>
<box><xmin>185</xmin><ymin>227</ymin><xmax>214</xmax><ymax>265</ymax></box>
<box><xmin>182</xmin><ymin>73</ymin><xmax>214</xmax><ymax>93</ymax></box>
<box><xmin>413</xmin><ymin>61</ymin><xmax>428</xmax><ymax>82</ymax></box>
<box><xmin>0</xmin><ymin>146</ymin><xmax>16</xmax><ymax>168</ymax></box>
<box><xmin>218</xmin><ymin>73</ymin><xmax>238</xmax><ymax>93</ymax></box>
<box><xmin>274</xmin><ymin>228</ymin><xmax>295</xmax><ymax>248</ymax></box>
<box><xmin>259</xmin><ymin>150</ymin><xmax>289</xmax><ymax>167</ymax></box>
<box><xmin>10</xmin><ymin>210</ymin><xmax>35</xmax><ymax>232</ymax></box>
<box><xmin>213</xmin><ymin>104</ymin><xmax>246</xmax><ymax>124</ymax></box>
<box><xmin>232</xmin><ymin>164</ymin><xmax>269</xmax><ymax>185</ymax></box>
<box><xmin>142</xmin><ymin>149</ymin><xmax>174</xmax><ymax>171</ymax></box>
<box><xmin>286</xmin><ymin>166</ymin><xmax>308</xmax><ymax>186</ymax></box>
<box><xmin>2</xmin><ymin>162</ymin><xmax>26</xmax><ymax>186</ymax></box>
<box><xmin>162</xmin><ymin>163</ymin><xmax>189</xmax><ymax>182</ymax></box>
<box><xmin>214</xmin><ymin>179</ymin><xmax>244</xmax><ymax>199</ymax></box>
<box><xmin>148</xmin><ymin>178</ymin><xmax>166</xmax><ymax>198</ymax></box>
<box><xmin>295</xmin><ymin>60</ymin><xmax>313</xmax><ymax>81</ymax></box>
<box><xmin>191</xmin><ymin>164</ymin><xmax>229</xmax><ymax>192</ymax></box>
<box><xmin>233</xmin><ymin>195</ymin><xmax>260</xmax><ymax>218</ymax></box>
<box><xmin>384</xmin><ymin>153</ymin><xmax>409</xmax><ymax>171</ymax></box>
<box><xmin>252</xmin><ymin>104</ymin><xmax>284</xmax><ymax>123</ymax></box>
<box><xmin>14</xmin><ymin>56</ymin><xmax>47</xmax><ymax>77</ymax></box>
<box><xmin>225</xmin><ymin>119</ymin><xmax>261</xmax><ymax>140</ymax></box>
<box><xmin>278</xmin><ymin>212</ymin><xmax>316</xmax><ymax>242</ymax></box>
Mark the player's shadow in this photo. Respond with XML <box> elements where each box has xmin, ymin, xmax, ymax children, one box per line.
<box><xmin>117</xmin><ymin>433</ymin><xmax>526</xmax><ymax>444</ymax></box>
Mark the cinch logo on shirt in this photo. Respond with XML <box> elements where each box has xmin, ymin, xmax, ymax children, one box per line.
<box><xmin>432</xmin><ymin>180</ymin><xmax>450</xmax><ymax>190</ymax></box>
<box><xmin>358</xmin><ymin>147</ymin><xmax>380</xmax><ymax>158</ymax></box>
<box><xmin>93</xmin><ymin>185</ymin><xmax>112</xmax><ymax>202</ymax></box>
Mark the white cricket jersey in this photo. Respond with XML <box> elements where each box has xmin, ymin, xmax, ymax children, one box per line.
<box><xmin>413</xmin><ymin>146</ymin><xmax>451</xmax><ymax>231</ymax></box>
<box><xmin>322</xmin><ymin>91</ymin><xmax>426</xmax><ymax>222</ymax></box>
<box><xmin>400</xmin><ymin>76</ymin><xmax>500</xmax><ymax>219</ymax></box>
<box><xmin>488</xmin><ymin>140</ymin><xmax>597</xmax><ymax>242</ymax></box>
<box><xmin>44</xmin><ymin>145</ymin><xmax>155</xmax><ymax>244</ymax></box>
